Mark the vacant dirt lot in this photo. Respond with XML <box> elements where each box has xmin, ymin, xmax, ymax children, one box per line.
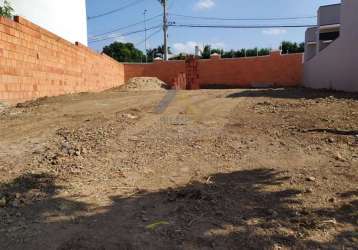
<box><xmin>0</xmin><ymin>88</ymin><xmax>357</xmax><ymax>250</ymax></box>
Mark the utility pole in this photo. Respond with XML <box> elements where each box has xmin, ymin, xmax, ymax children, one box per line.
<box><xmin>162</xmin><ymin>0</ymin><xmax>168</xmax><ymax>61</ymax></box>
<box><xmin>143</xmin><ymin>9</ymin><xmax>148</xmax><ymax>63</ymax></box>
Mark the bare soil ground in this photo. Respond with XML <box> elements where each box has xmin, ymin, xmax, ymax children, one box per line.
<box><xmin>0</xmin><ymin>87</ymin><xmax>357</xmax><ymax>250</ymax></box>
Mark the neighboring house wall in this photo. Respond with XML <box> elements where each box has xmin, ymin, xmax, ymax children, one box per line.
<box><xmin>318</xmin><ymin>4</ymin><xmax>341</xmax><ymax>26</ymax></box>
<box><xmin>2</xmin><ymin>0</ymin><xmax>88</xmax><ymax>45</ymax></box>
<box><xmin>304</xmin><ymin>27</ymin><xmax>317</xmax><ymax>62</ymax></box>
<box><xmin>125</xmin><ymin>51</ymin><xmax>303</xmax><ymax>89</ymax></box>
<box><xmin>304</xmin><ymin>0</ymin><xmax>358</xmax><ymax>92</ymax></box>
<box><xmin>0</xmin><ymin>16</ymin><xmax>124</xmax><ymax>104</ymax></box>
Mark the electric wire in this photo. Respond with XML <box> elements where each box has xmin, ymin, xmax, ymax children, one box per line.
<box><xmin>134</xmin><ymin>28</ymin><xmax>162</xmax><ymax>46</ymax></box>
<box><xmin>169</xmin><ymin>23</ymin><xmax>316</xmax><ymax>29</ymax></box>
<box><xmin>88</xmin><ymin>0</ymin><xmax>146</xmax><ymax>20</ymax></box>
<box><xmin>169</xmin><ymin>13</ymin><xmax>317</xmax><ymax>21</ymax></box>
<box><xmin>89</xmin><ymin>14</ymin><xmax>162</xmax><ymax>39</ymax></box>
<box><xmin>89</xmin><ymin>25</ymin><xmax>162</xmax><ymax>43</ymax></box>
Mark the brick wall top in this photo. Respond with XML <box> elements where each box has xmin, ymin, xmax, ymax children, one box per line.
<box><xmin>125</xmin><ymin>52</ymin><xmax>303</xmax><ymax>65</ymax></box>
<box><xmin>0</xmin><ymin>16</ymin><xmax>125</xmax><ymax>104</ymax></box>
<box><xmin>124</xmin><ymin>52</ymin><xmax>303</xmax><ymax>88</ymax></box>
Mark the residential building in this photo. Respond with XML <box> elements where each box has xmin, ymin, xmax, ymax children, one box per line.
<box><xmin>2</xmin><ymin>0</ymin><xmax>88</xmax><ymax>45</ymax></box>
<box><xmin>304</xmin><ymin>0</ymin><xmax>358</xmax><ymax>92</ymax></box>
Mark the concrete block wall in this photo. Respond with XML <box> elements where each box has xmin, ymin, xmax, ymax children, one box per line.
<box><xmin>0</xmin><ymin>16</ymin><xmax>125</xmax><ymax>104</ymax></box>
<box><xmin>125</xmin><ymin>51</ymin><xmax>303</xmax><ymax>89</ymax></box>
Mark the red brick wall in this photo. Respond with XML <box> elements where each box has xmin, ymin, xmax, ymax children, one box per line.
<box><xmin>0</xmin><ymin>16</ymin><xmax>125</xmax><ymax>104</ymax></box>
<box><xmin>125</xmin><ymin>52</ymin><xmax>303</xmax><ymax>88</ymax></box>
<box><xmin>0</xmin><ymin>16</ymin><xmax>303</xmax><ymax>104</ymax></box>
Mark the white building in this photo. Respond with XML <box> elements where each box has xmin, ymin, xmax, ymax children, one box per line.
<box><xmin>2</xmin><ymin>0</ymin><xmax>88</xmax><ymax>45</ymax></box>
<box><xmin>304</xmin><ymin>0</ymin><xmax>358</xmax><ymax>92</ymax></box>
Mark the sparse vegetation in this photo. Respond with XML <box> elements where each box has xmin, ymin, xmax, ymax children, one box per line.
<box><xmin>0</xmin><ymin>0</ymin><xmax>14</xmax><ymax>19</ymax></box>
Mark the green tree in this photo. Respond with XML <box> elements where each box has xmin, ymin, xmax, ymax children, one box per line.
<box><xmin>245</xmin><ymin>48</ymin><xmax>258</xmax><ymax>57</ymax></box>
<box><xmin>169</xmin><ymin>53</ymin><xmax>186</xmax><ymax>60</ymax></box>
<box><xmin>211</xmin><ymin>48</ymin><xmax>224</xmax><ymax>55</ymax></box>
<box><xmin>222</xmin><ymin>50</ymin><xmax>235</xmax><ymax>58</ymax></box>
<box><xmin>234</xmin><ymin>49</ymin><xmax>246</xmax><ymax>58</ymax></box>
<box><xmin>258</xmin><ymin>48</ymin><xmax>270</xmax><ymax>56</ymax></box>
<box><xmin>280</xmin><ymin>41</ymin><xmax>305</xmax><ymax>54</ymax></box>
<box><xmin>201</xmin><ymin>45</ymin><xmax>224</xmax><ymax>59</ymax></box>
<box><xmin>102</xmin><ymin>42</ymin><xmax>145</xmax><ymax>63</ymax></box>
<box><xmin>0</xmin><ymin>0</ymin><xmax>14</xmax><ymax>18</ymax></box>
<box><xmin>298</xmin><ymin>42</ymin><xmax>305</xmax><ymax>52</ymax></box>
<box><xmin>201</xmin><ymin>45</ymin><xmax>211</xmax><ymax>59</ymax></box>
<box><xmin>146</xmin><ymin>45</ymin><xmax>172</xmax><ymax>62</ymax></box>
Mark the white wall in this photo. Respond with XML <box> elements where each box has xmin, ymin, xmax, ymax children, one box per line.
<box><xmin>2</xmin><ymin>0</ymin><xmax>88</xmax><ymax>45</ymax></box>
<box><xmin>304</xmin><ymin>0</ymin><xmax>358</xmax><ymax>92</ymax></box>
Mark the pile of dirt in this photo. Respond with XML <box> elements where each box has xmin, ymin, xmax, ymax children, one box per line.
<box><xmin>0</xmin><ymin>102</ymin><xmax>8</xmax><ymax>113</ymax></box>
<box><xmin>119</xmin><ymin>77</ymin><xmax>169</xmax><ymax>91</ymax></box>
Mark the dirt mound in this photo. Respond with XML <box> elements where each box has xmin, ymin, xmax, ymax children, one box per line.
<box><xmin>118</xmin><ymin>77</ymin><xmax>168</xmax><ymax>91</ymax></box>
<box><xmin>15</xmin><ymin>96</ymin><xmax>50</xmax><ymax>108</ymax></box>
<box><xmin>0</xmin><ymin>102</ymin><xmax>7</xmax><ymax>112</ymax></box>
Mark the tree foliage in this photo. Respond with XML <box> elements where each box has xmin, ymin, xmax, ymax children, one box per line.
<box><xmin>280</xmin><ymin>41</ymin><xmax>305</xmax><ymax>54</ymax></box>
<box><xmin>102</xmin><ymin>42</ymin><xmax>145</xmax><ymax>63</ymax></box>
<box><xmin>103</xmin><ymin>42</ymin><xmax>174</xmax><ymax>63</ymax></box>
<box><xmin>201</xmin><ymin>41</ymin><xmax>303</xmax><ymax>60</ymax></box>
<box><xmin>146</xmin><ymin>45</ymin><xmax>172</xmax><ymax>62</ymax></box>
<box><xmin>169</xmin><ymin>53</ymin><xmax>186</xmax><ymax>60</ymax></box>
<box><xmin>102</xmin><ymin>40</ymin><xmax>304</xmax><ymax>63</ymax></box>
<box><xmin>0</xmin><ymin>0</ymin><xmax>14</xmax><ymax>18</ymax></box>
<box><xmin>202</xmin><ymin>45</ymin><xmax>272</xmax><ymax>59</ymax></box>
<box><xmin>201</xmin><ymin>45</ymin><xmax>212</xmax><ymax>59</ymax></box>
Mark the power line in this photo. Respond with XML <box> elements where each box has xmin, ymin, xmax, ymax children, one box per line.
<box><xmin>89</xmin><ymin>25</ymin><xmax>162</xmax><ymax>43</ymax></box>
<box><xmin>89</xmin><ymin>14</ymin><xmax>162</xmax><ymax>39</ymax></box>
<box><xmin>88</xmin><ymin>0</ymin><xmax>146</xmax><ymax>20</ymax></box>
<box><xmin>169</xmin><ymin>13</ymin><xmax>317</xmax><ymax>21</ymax></box>
<box><xmin>169</xmin><ymin>24</ymin><xmax>316</xmax><ymax>29</ymax></box>
<box><xmin>135</xmin><ymin>28</ymin><xmax>162</xmax><ymax>47</ymax></box>
<box><xmin>89</xmin><ymin>23</ymin><xmax>315</xmax><ymax>44</ymax></box>
<box><xmin>89</xmin><ymin>21</ymin><xmax>162</xmax><ymax>41</ymax></box>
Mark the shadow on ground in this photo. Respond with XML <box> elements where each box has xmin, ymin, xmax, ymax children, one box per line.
<box><xmin>0</xmin><ymin>169</ymin><xmax>357</xmax><ymax>249</ymax></box>
<box><xmin>226</xmin><ymin>88</ymin><xmax>358</xmax><ymax>100</ymax></box>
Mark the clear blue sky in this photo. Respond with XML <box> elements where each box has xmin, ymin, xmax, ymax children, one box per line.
<box><xmin>86</xmin><ymin>0</ymin><xmax>340</xmax><ymax>54</ymax></box>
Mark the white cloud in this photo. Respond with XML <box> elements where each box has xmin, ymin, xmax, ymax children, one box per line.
<box><xmin>211</xmin><ymin>42</ymin><xmax>226</xmax><ymax>49</ymax></box>
<box><xmin>173</xmin><ymin>41</ymin><xmax>199</xmax><ymax>54</ymax></box>
<box><xmin>194</xmin><ymin>0</ymin><xmax>215</xmax><ymax>10</ymax></box>
<box><xmin>115</xmin><ymin>37</ymin><xmax>126</xmax><ymax>43</ymax></box>
<box><xmin>172</xmin><ymin>41</ymin><xmax>225</xmax><ymax>54</ymax></box>
<box><xmin>262</xmin><ymin>28</ymin><xmax>287</xmax><ymax>36</ymax></box>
